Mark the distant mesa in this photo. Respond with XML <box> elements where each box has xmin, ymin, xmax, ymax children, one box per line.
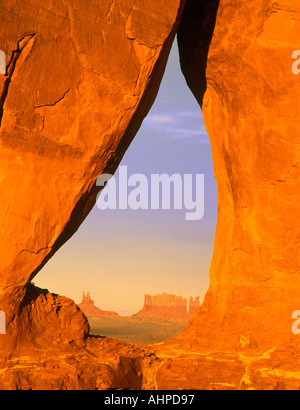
<box><xmin>135</xmin><ymin>293</ymin><xmax>199</xmax><ymax>321</ymax></box>
<box><xmin>79</xmin><ymin>292</ymin><xmax>199</xmax><ymax>322</ymax></box>
<box><xmin>78</xmin><ymin>292</ymin><xmax>119</xmax><ymax>319</ymax></box>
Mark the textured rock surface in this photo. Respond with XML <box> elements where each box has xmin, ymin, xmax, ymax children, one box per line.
<box><xmin>0</xmin><ymin>336</ymin><xmax>152</xmax><ymax>390</ymax></box>
<box><xmin>78</xmin><ymin>292</ymin><xmax>119</xmax><ymax>318</ymax></box>
<box><xmin>0</xmin><ymin>0</ymin><xmax>300</xmax><ymax>390</ymax></box>
<box><xmin>176</xmin><ymin>0</ymin><xmax>300</xmax><ymax>352</ymax></box>
<box><xmin>0</xmin><ymin>0</ymin><xmax>185</xmax><ymax>352</ymax></box>
<box><xmin>135</xmin><ymin>293</ymin><xmax>199</xmax><ymax>320</ymax></box>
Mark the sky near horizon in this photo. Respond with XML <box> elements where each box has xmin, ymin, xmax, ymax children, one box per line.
<box><xmin>35</xmin><ymin>38</ymin><xmax>218</xmax><ymax>316</ymax></box>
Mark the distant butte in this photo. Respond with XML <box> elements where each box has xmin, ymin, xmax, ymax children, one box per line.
<box><xmin>135</xmin><ymin>293</ymin><xmax>199</xmax><ymax>321</ymax></box>
<box><xmin>78</xmin><ymin>292</ymin><xmax>119</xmax><ymax>319</ymax></box>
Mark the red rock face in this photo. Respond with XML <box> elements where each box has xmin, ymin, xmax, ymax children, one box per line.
<box><xmin>135</xmin><ymin>293</ymin><xmax>199</xmax><ymax>321</ymax></box>
<box><xmin>176</xmin><ymin>0</ymin><xmax>300</xmax><ymax>351</ymax></box>
<box><xmin>0</xmin><ymin>0</ymin><xmax>299</xmax><ymax>390</ymax></box>
<box><xmin>0</xmin><ymin>0</ymin><xmax>186</xmax><ymax>353</ymax></box>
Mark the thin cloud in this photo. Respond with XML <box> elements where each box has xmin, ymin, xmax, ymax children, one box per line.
<box><xmin>143</xmin><ymin>109</ymin><xmax>209</xmax><ymax>144</ymax></box>
<box><xmin>145</xmin><ymin>114</ymin><xmax>174</xmax><ymax>125</ymax></box>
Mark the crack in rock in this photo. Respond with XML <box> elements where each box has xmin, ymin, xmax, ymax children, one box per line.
<box><xmin>0</xmin><ymin>33</ymin><xmax>36</xmax><ymax>126</ymax></box>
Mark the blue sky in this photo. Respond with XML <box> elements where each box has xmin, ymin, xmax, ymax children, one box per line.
<box><xmin>35</xmin><ymin>38</ymin><xmax>218</xmax><ymax>315</ymax></box>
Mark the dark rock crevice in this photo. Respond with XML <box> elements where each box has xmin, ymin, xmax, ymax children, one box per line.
<box><xmin>177</xmin><ymin>0</ymin><xmax>220</xmax><ymax>107</ymax></box>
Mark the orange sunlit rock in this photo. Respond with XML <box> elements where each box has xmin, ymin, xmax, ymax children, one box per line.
<box><xmin>176</xmin><ymin>0</ymin><xmax>300</xmax><ymax>354</ymax></box>
<box><xmin>0</xmin><ymin>0</ymin><xmax>185</xmax><ymax>361</ymax></box>
<box><xmin>0</xmin><ymin>0</ymin><xmax>299</xmax><ymax>390</ymax></box>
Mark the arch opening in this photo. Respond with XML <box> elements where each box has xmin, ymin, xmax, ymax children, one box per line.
<box><xmin>34</xmin><ymin>37</ymin><xmax>218</xmax><ymax>345</ymax></box>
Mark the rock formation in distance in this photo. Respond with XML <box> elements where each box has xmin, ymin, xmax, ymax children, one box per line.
<box><xmin>135</xmin><ymin>293</ymin><xmax>199</xmax><ymax>320</ymax></box>
<box><xmin>188</xmin><ymin>296</ymin><xmax>200</xmax><ymax>319</ymax></box>
<box><xmin>78</xmin><ymin>292</ymin><xmax>119</xmax><ymax>318</ymax></box>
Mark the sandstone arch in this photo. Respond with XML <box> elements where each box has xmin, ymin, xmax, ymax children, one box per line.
<box><xmin>0</xmin><ymin>0</ymin><xmax>299</xmax><ymax>389</ymax></box>
<box><xmin>0</xmin><ymin>0</ymin><xmax>186</xmax><ymax>354</ymax></box>
<box><xmin>175</xmin><ymin>0</ymin><xmax>300</xmax><ymax>353</ymax></box>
